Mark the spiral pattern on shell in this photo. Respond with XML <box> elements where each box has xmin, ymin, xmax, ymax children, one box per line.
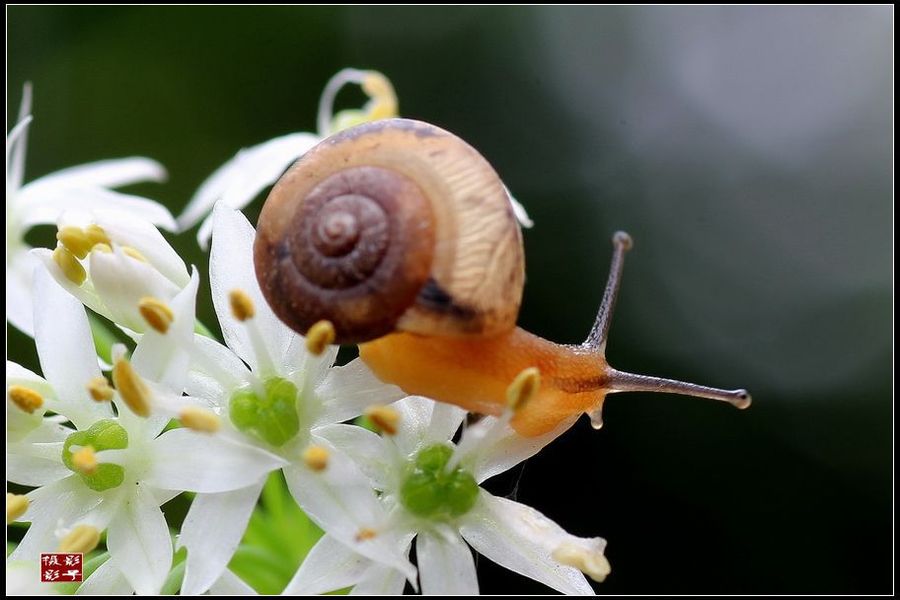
<box><xmin>255</xmin><ymin>164</ymin><xmax>436</xmax><ymax>343</ymax></box>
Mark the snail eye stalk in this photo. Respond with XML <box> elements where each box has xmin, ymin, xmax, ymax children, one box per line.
<box><xmin>587</xmin><ymin>231</ymin><xmax>751</xmax><ymax>411</ymax></box>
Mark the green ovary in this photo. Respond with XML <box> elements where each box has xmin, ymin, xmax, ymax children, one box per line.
<box><xmin>400</xmin><ymin>444</ymin><xmax>479</xmax><ymax>520</ymax></box>
<box><xmin>229</xmin><ymin>377</ymin><xmax>300</xmax><ymax>447</ymax></box>
<box><xmin>62</xmin><ymin>419</ymin><xmax>128</xmax><ymax>492</ymax></box>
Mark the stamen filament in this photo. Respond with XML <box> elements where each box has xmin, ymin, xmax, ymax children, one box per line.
<box><xmin>56</xmin><ymin>226</ymin><xmax>93</xmax><ymax>259</ymax></box>
<box><xmin>85</xmin><ymin>224</ymin><xmax>110</xmax><ymax>246</ymax></box>
<box><xmin>7</xmin><ymin>493</ymin><xmax>29</xmax><ymax>523</ymax></box>
<box><xmin>58</xmin><ymin>524</ymin><xmax>101</xmax><ymax>554</ymax></box>
<box><xmin>365</xmin><ymin>405</ymin><xmax>400</xmax><ymax>435</ymax></box>
<box><xmin>302</xmin><ymin>445</ymin><xmax>330</xmax><ymax>472</ymax></box>
<box><xmin>305</xmin><ymin>320</ymin><xmax>335</xmax><ymax>356</ymax></box>
<box><xmin>506</xmin><ymin>367</ymin><xmax>541</xmax><ymax>412</ymax></box>
<box><xmin>112</xmin><ymin>357</ymin><xmax>152</xmax><ymax>417</ymax></box>
<box><xmin>52</xmin><ymin>245</ymin><xmax>87</xmax><ymax>285</ymax></box>
<box><xmin>86</xmin><ymin>376</ymin><xmax>114</xmax><ymax>402</ymax></box>
<box><xmin>179</xmin><ymin>406</ymin><xmax>221</xmax><ymax>433</ymax></box>
<box><xmin>122</xmin><ymin>246</ymin><xmax>148</xmax><ymax>262</ymax></box>
<box><xmin>8</xmin><ymin>384</ymin><xmax>44</xmax><ymax>413</ymax></box>
<box><xmin>138</xmin><ymin>296</ymin><xmax>175</xmax><ymax>334</ymax></box>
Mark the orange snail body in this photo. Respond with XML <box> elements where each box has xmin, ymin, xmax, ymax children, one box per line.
<box><xmin>255</xmin><ymin>118</ymin><xmax>750</xmax><ymax>438</ymax></box>
<box><xmin>359</xmin><ymin>329</ymin><xmax>609</xmax><ymax>437</ymax></box>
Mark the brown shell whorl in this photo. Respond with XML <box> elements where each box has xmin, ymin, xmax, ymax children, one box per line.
<box><xmin>255</xmin><ymin>165</ymin><xmax>435</xmax><ymax>343</ymax></box>
<box><xmin>256</xmin><ymin>118</ymin><xmax>525</xmax><ymax>345</ymax></box>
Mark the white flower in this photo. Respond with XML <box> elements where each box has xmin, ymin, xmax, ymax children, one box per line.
<box><xmin>176</xmin><ymin>205</ymin><xmax>412</xmax><ymax>595</ymax></box>
<box><xmin>6</xmin><ymin>83</ymin><xmax>174</xmax><ymax>336</ymax></box>
<box><xmin>286</xmin><ymin>396</ymin><xmax>608</xmax><ymax>595</ymax></box>
<box><xmin>32</xmin><ymin>211</ymin><xmax>191</xmax><ymax>338</ymax></box>
<box><xmin>7</xmin><ymin>267</ymin><xmax>285</xmax><ymax>595</ymax></box>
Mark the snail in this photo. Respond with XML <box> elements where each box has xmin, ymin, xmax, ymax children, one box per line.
<box><xmin>254</xmin><ymin>118</ymin><xmax>750</xmax><ymax>437</ymax></box>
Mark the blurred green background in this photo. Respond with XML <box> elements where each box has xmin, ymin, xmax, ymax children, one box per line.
<box><xmin>7</xmin><ymin>6</ymin><xmax>892</xmax><ymax>594</ymax></box>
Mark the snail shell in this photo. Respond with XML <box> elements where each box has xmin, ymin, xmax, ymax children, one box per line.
<box><xmin>254</xmin><ymin>118</ymin><xmax>525</xmax><ymax>344</ymax></box>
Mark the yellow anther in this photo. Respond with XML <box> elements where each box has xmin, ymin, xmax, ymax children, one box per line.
<box><xmin>8</xmin><ymin>384</ymin><xmax>44</xmax><ymax>413</ymax></box>
<box><xmin>229</xmin><ymin>289</ymin><xmax>255</xmax><ymax>322</ymax></box>
<box><xmin>53</xmin><ymin>245</ymin><xmax>87</xmax><ymax>286</ymax></box>
<box><xmin>91</xmin><ymin>243</ymin><xmax>112</xmax><ymax>254</ymax></box>
<box><xmin>86</xmin><ymin>376</ymin><xmax>114</xmax><ymax>402</ymax></box>
<box><xmin>72</xmin><ymin>445</ymin><xmax>98</xmax><ymax>475</ymax></box>
<box><xmin>179</xmin><ymin>406</ymin><xmax>221</xmax><ymax>433</ymax></box>
<box><xmin>85</xmin><ymin>223</ymin><xmax>110</xmax><ymax>246</ymax></box>
<box><xmin>362</xmin><ymin>71</ymin><xmax>398</xmax><ymax>120</ymax></box>
<box><xmin>365</xmin><ymin>405</ymin><xmax>400</xmax><ymax>436</ymax></box>
<box><xmin>551</xmin><ymin>542</ymin><xmax>611</xmax><ymax>583</ymax></box>
<box><xmin>122</xmin><ymin>246</ymin><xmax>148</xmax><ymax>262</ymax></box>
<box><xmin>112</xmin><ymin>358</ymin><xmax>152</xmax><ymax>417</ymax></box>
<box><xmin>355</xmin><ymin>527</ymin><xmax>378</xmax><ymax>542</ymax></box>
<box><xmin>305</xmin><ymin>320</ymin><xmax>335</xmax><ymax>356</ymax></box>
<box><xmin>58</xmin><ymin>524</ymin><xmax>101</xmax><ymax>554</ymax></box>
<box><xmin>302</xmin><ymin>445</ymin><xmax>330</xmax><ymax>472</ymax></box>
<box><xmin>7</xmin><ymin>493</ymin><xmax>29</xmax><ymax>523</ymax></box>
<box><xmin>138</xmin><ymin>297</ymin><xmax>174</xmax><ymax>334</ymax></box>
<box><xmin>56</xmin><ymin>226</ymin><xmax>93</xmax><ymax>259</ymax></box>
<box><xmin>506</xmin><ymin>367</ymin><xmax>541</xmax><ymax>413</ymax></box>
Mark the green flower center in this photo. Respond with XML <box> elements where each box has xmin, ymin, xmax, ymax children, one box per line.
<box><xmin>62</xmin><ymin>419</ymin><xmax>128</xmax><ymax>492</ymax></box>
<box><xmin>400</xmin><ymin>443</ymin><xmax>479</xmax><ymax>520</ymax></box>
<box><xmin>229</xmin><ymin>377</ymin><xmax>301</xmax><ymax>447</ymax></box>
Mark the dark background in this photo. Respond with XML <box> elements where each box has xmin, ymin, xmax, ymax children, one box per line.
<box><xmin>7</xmin><ymin>6</ymin><xmax>892</xmax><ymax>594</ymax></box>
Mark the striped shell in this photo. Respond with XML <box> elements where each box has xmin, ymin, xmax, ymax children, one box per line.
<box><xmin>254</xmin><ymin>118</ymin><xmax>525</xmax><ymax>344</ymax></box>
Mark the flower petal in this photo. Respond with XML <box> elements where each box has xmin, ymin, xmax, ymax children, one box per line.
<box><xmin>28</xmin><ymin>157</ymin><xmax>166</xmax><ymax>191</ymax></box>
<box><xmin>314</xmin><ymin>359</ymin><xmax>407</xmax><ymax>428</ymax></box>
<box><xmin>207</xmin><ymin>569</ymin><xmax>258</xmax><ymax>595</ymax></box>
<box><xmin>417</xmin><ymin>530</ymin><xmax>479</xmax><ymax>595</ymax></box>
<box><xmin>145</xmin><ymin>428</ymin><xmax>285</xmax><ymax>493</ymax></box>
<box><xmin>391</xmin><ymin>396</ymin><xmax>466</xmax><ymax>457</ymax></box>
<box><xmin>6</xmin><ymin>560</ymin><xmax>55</xmax><ymax>596</ymax></box>
<box><xmin>185</xmin><ymin>334</ymin><xmax>253</xmax><ymax>405</ymax></box>
<box><xmin>92</xmin><ymin>211</ymin><xmax>188</xmax><ymax>285</ymax></box>
<box><xmin>77</xmin><ymin>558</ymin><xmax>133</xmax><ymax>595</ymax></box>
<box><xmin>6</xmin><ymin>360</ymin><xmax>53</xmax><ymax>395</ymax></box>
<box><xmin>351</xmin><ymin>563</ymin><xmax>409</xmax><ymax>595</ymax></box>
<box><xmin>17</xmin><ymin>186</ymin><xmax>176</xmax><ymax>231</ymax></box>
<box><xmin>10</xmin><ymin>476</ymin><xmax>101</xmax><ymax>561</ymax></box>
<box><xmin>88</xmin><ymin>245</ymin><xmax>183</xmax><ymax>332</ymax></box>
<box><xmin>458</xmin><ymin>492</ymin><xmax>599</xmax><ymax>595</ymax></box>
<box><xmin>178</xmin><ymin>482</ymin><xmax>264</xmax><ymax>596</ymax></box>
<box><xmin>31</xmin><ymin>248</ymin><xmax>108</xmax><ymax>321</ymax></box>
<box><xmin>282</xmin><ymin>449</ymin><xmax>417</xmax><ymax>584</ymax></box>
<box><xmin>7</xmin><ymin>437</ymin><xmax>71</xmax><ymax>487</ymax></box>
<box><xmin>106</xmin><ymin>484</ymin><xmax>173</xmax><ymax>595</ymax></box>
<box><xmin>33</xmin><ymin>267</ymin><xmax>112</xmax><ymax>429</ymax></box>
<box><xmin>283</xmin><ymin>534</ymin><xmax>371</xmax><ymax>595</ymax></box>
<box><xmin>506</xmin><ymin>187</ymin><xmax>534</xmax><ymax>228</ymax></box>
<box><xmin>466</xmin><ymin>415</ymin><xmax>577</xmax><ymax>484</ymax></box>
<box><xmin>313</xmin><ymin>423</ymin><xmax>395</xmax><ymax>491</ymax></box>
<box><xmin>181</xmin><ymin>132</ymin><xmax>318</xmax><ymax>244</ymax></box>
<box><xmin>6</xmin><ymin>250</ymin><xmax>39</xmax><ymax>336</ymax></box>
<box><xmin>131</xmin><ymin>268</ymin><xmax>199</xmax><ymax>390</ymax></box>
<box><xmin>7</xmin><ymin>82</ymin><xmax>32</xmax><ymax>192</ymax></box>
<box><xmin>208</xmin><ymin>205</ymin><xmax>295</xmax><ymax>374</ymax></box>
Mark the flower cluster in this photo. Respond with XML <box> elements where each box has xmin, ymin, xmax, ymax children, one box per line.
<box><xmin>6</xmin><ymin>70</ymin><xmax>607</xmax><ymax>595</ymax></box>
